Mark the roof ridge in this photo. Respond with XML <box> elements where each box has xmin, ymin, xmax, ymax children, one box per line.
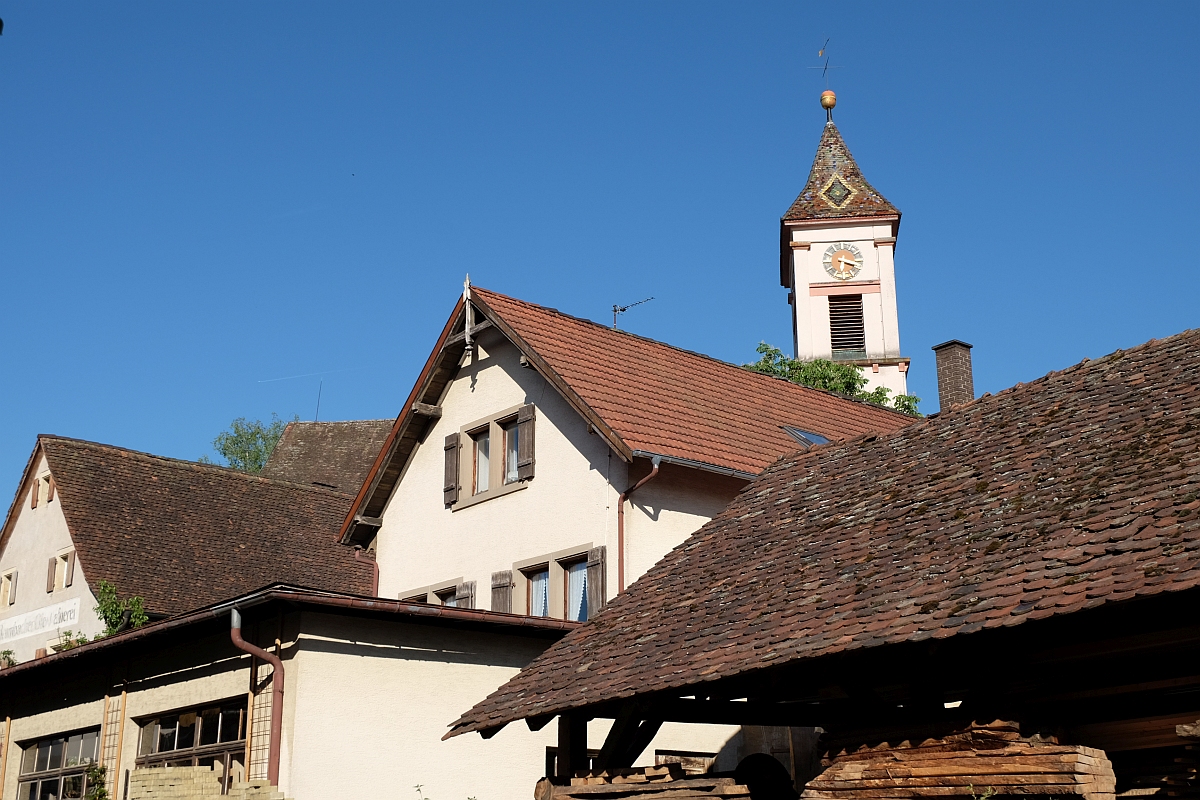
<box><xmin>37</xmin><ymin>435</ymin><xmax>355</xmax><ymax>499</ymax></box>
<box><xmin>471</xmin><ymin>287</ymin><xmax>913</xmax><ymax>422</ymax></box>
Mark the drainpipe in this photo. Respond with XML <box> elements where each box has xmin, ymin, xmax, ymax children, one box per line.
<box><xmin>354</xmin><ymin>547</ymin><xmax>380</xmax><ymax>596</ymax></box>
<box><xmin>230</xmin><ymin>609</ymin><xmax>283</xmax><ymax>787</ymax></box>
<box><xmin>617</xmin><ymin>456</ymin><xmax>661</xmax><ymax>592</ymax></box>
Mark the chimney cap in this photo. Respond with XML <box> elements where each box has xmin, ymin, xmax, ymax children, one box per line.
<box><xmin>932</xmin><ymin>339</ymin><xmax>973</xmax><ymax>351</ymax></box>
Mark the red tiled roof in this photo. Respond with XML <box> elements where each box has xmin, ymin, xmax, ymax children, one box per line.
<box><xmin>782</xmin><ymin>122</ymin><xmax>899</xmax><ymax>222</ymax></box>
<box><xmin>471</xmin><ymin>288</ymin><xmax>912</xmax><ymax>476</ymax></box>
<box><xmin>448</xmin><ymin>328</ymin><xmax>1200</xmax><ymax>736</ymax></box>
<box><xmin>39</xmin><ymin>437</ymin><xmax>372</xmax><ymax>616</ymax></box>
<box><xmin>262</xmin><ymin>419</ymin><xmax>394</xmax><ymax>492</ymax></box>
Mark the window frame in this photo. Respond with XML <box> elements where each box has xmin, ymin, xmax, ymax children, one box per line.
<box><xmin>512</xmin><ymin>544</ymin><xmax>593</xmax><ymax>620</ymax></box>
<box><xmin>398</xmin><ymin>577</ymin><xmax>473</xmax><ymax>608</ymax></box>
<box><xmin>0</xmin><ymin>569</ymin><xmax>15</xmax><ymax>607</ymax></box>
<box><xmin>133</xmin><ymin>698</ymin><xmax>248</xmax><ymax>794</ymax></box>
<box><xmin>451</xmin><ymin>404</ymin><xmax>531</xmax><ymax>511</ymax></box>
<box><xmin>17</xmin><ymin>727</ymin><xmax>101</xmax><ymax>800</ymax></box>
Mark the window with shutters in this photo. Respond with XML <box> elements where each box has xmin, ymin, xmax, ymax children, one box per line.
<box><xmin>828</xmin><ymin>293</ymin><xmax>866</xmax><ymax>359</ymax></box>
<box><xmin>47</xmin><ymin>550</ymin><xmax>75</xmax><ymax>593</ymax></box>
<box><xmin>30</xmin><ymin>473</ymin><xmax>54</xmax><ymax>509</ymax></box>
<box><xmin>1</xmin><ymin>569</ymin><xmax>15</xmax><ymax>607</ymax></box>
<box><xmin>512</xmin><ymin>545</ymin><xmax>606</xmax><ymax>620</ymax></box>
<box><xmin>447</xmin><ymin>403</ymin><xmax>536</xmax><ymax>510</ymax></box>
<box><xmin>399</xmin><ymin>579</ymin><xmax>476</xmax><ymax>609</ymax></box>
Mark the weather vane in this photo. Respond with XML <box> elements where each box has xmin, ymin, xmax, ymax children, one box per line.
<box><xmin>807</xmin><ymin>37</ymin><xmax>842</xmax><ymax>89</ymax></box>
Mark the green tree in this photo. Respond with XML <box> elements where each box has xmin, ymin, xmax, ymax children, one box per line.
<box><xmin>200</xmin><ymin>413</ymin><xmax>294</xmax><ymax>473</ymax></box>
<box><xmin>745</xmin><ymin>343</ymin><xmax>922</xmax><ymax>417</ymax></box>
<box><xmin>93</xmin><ymin>580</ymin><xmax>149</xmax><ymax>637</ymax></box>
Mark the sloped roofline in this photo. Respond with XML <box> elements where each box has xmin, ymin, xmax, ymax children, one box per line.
<box><xmin>0</xmin><ymin>440</ymin><xmax>47</xmax><ymax>556</ymax></box>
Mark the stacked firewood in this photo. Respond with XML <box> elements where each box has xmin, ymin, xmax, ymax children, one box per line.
<box><xmin>536</xmin><ymin>765</ymin><xmax>751</xmax><ymax>800</ymax></box>
<box><xmin>802</xmin><ymin>722</ymin><xmax>1116</xmax><ymax>800</ymax></box>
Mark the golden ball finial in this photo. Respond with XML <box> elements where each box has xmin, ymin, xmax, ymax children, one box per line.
<box><xmin>820</xmin><ymin>90</ymin><xmax>837</xmax><ymax>110</ymax></box>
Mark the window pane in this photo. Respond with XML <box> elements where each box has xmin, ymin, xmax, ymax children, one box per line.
<box><xmin>48</xmin><ymin>739</ymin><xmax>64</xmax><ymax>771</ymax></box>
<box><xmin>530</xmin><ymin>569</ymin><xmax>549</xmax><ymax>617</ymax></box>
<box><xmin>64</xmin><ymin>735</ymin><xmax>82</xmax><ymax>768</ymax></box>
<box><xmin>61</xmin><ymin>775</ymin><xmax>83</xmax><ymax>799</ymax></box>
<box><xmin>35</xmin><ymin>741</ymin><xmax>52</xmax><ymax>772</ymax></box>
<box><xmin>18</xmin><ymin>781</ymin><xmax>36</xmax><ymax>800</ymax></box>
<box><xmin>139</xmin><ymin>723</ymin><xmax>157</xmax><ymax>756</ymax></box>
<box><xmin>473</xmin><ymin>431</ymin><xmax>490</xmax><ymax>494</ymax></box>
<box><xmin>21</xmin><ymin>743</ymin><xmax>37</xmax><ymax>774</ymax></box>
<box><xmin>199</xmin><ymin>708</ymin><xmax>220</xmax><ymax>747</ymax></box>
<box><xmin>177</xmin><ymin>713</ymin><xmax>197</xmax><ymax>750</ymax></box>
<box><xmin>38</xmin><ymin>778</ymin><xmax>59</xmax><ymax>800</ymax></box>
<box><xmin>157</xmin><ymin>716</ymin><xmax>178</xmax><ymax>753</ymax></box>
<box><xmin>566</xmin><ymin>561</ymin><xmax>588</xmax><ymax>622</ymax></box>
<box><xmin>81</xmin><ymin>731</ymin><xmax>98</xmax><ymax>765</ymax></box>
<box><xmin>503</xmin><ymin>421</ymin><xmax>519</xmax><ymax>484</ymax></box>
<box><xmin>219</xmin><ymin>707</ymin><xmax>244</xmax><ymax>743</ymax></box>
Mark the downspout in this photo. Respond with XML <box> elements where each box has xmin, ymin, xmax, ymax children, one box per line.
<box><xmin>617</xmin><ymin>456</ymin><xmax>661</xmax><ymax>592</ymax></box>
<box><xmin>230</xmin><ymin>609</ymin><xmax>283</xmax><ymax>787</ymax></box>
<box><xmin>354</xmin><ymin>547</ymin><xmax>380</xmax><ymax>596</ymax></box>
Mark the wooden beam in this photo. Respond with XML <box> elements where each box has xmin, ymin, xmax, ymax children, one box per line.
<box><xmin>557</xmin><ymin>713</ymin><xmax>588</xmax><ymax>780</ymax></box>
<box><xmin>594</xmin><ymin>703</ymin><xmax>642</xmax><ymax>772</ymax></box>
<box><xmin>443</xmin><ymin>320</ymin><xmax>493</xmax><ymax>348</ymax></box>
<box><xmin>411</xmin><ymin>402</ymin><xmax>443</xmax><ymax>418</ymax></box>
<box><xmin>354</xmin><ymin>515</ymin><xmax>383</xmax><ymax>528</ymax></box>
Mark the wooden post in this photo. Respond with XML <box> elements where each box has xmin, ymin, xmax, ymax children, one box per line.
<box><xmin>556</xmin><ymin>714</ymin><xmax>588</xmax><ymax>781</ymax></box>
<box><xmin>113</xmin><ymin>691</ymin><xmax>127</xmax><ymax>782</ymax></box>
<box><xmin>0</xmin><ymin>716</ymin><xmax>11</xmax><ymax>795</ymax></box>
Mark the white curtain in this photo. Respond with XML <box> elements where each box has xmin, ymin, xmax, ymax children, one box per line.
<box><xmin>566</xmin><ymin>562</ymin><xmax>588</xmax><ymax>621</ymax></box>
<box><xmin>530</xmin><ymin>570</ymin><xmax>549</xmax><ymax>617</ymax></box>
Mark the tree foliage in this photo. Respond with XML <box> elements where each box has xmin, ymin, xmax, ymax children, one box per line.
<box><xmin>200</xmin><ymin>413</ymin><xmax>293</xmax><ymax>473</ymax></box>
<box><xmin>745</xmin><ymin>343</ymin><xmax>922</xmax><ymax>417</ymax></box>
<box><xmin>94</xmin><ymin>579</ymin><xmax>149</xmax><ymax>637</ymax></box>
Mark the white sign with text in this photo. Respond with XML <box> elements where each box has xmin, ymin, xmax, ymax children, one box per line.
<box><xmin>0</xmin><ymin>598</ymin><xmax>82</xmax><ymax>645</ymax></box>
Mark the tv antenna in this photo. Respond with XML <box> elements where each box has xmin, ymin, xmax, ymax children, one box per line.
<box><xmin>613</xmin><ymin>297</ymin><xmax>654</xmax><ymax>329</ymax></box>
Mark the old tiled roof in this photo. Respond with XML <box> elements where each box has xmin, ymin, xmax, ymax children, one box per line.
<box><xmin>782</xmin><ymin>122</ymin><xmax>899</xmax><ymax>222</ymax></box>
<box><xmin>449</xmin><ymin>328</ymin><xmax>1200</xmax><ymax>736</ymax></box>
<box><xmin>471</xmin><ymin>288</ymin><xmax>913</xmax><ymax>476</ymax></box>
<box><xmin>261</xmin><ymin>419</ymin><xmax>393</xmax><ymax>492</ymax></box>
<box><xmin>39</xmin><ymin>437</ymin><xmax>372</xmax><ymax>616</ymax></box>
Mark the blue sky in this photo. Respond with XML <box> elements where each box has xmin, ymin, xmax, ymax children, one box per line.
<box><xmin>1</xmin><ymin>2</ymin><xmax>1197</xmax><ymax>486</ymax></box>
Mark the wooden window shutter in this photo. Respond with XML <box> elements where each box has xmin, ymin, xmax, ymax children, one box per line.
<box><xmin>443</xmin><ymin>432</ymin><xmax>460</xmax><ymax>506</ymax></box>
<box><xmin>47</xmin><ymin>477</ymin><xmax>55</xmax><ymax>502</ymax></box>
<box><xmin>454</xmin><ymin>580</ymin><xmax>476</xmax><ymax>610</ymax></box>
<box><xmin>30</xmin><ymin>483</ymin><xmax>38</xmax><ymax>509</ymax></box>
<box><xmin>491</xmin><ymin>570</ymin><xmax>514</xmax><ymax>613</ymax></box>
<box><xmin>46</xmin><ymin>557</ymin><xmax>56</xmax><ymax>593</ymax></box>
<box><xmin>586</xmin><ymin>546</ymin><xmax>607</xmax><ymax>620</ymax></box>
<box><xmin>516</xmin><ymin>404</ymin><xmax>536</xmax><ymax>481</ymax></box>
<box><xmin>8</xmin><ymin>571</ymin><xmax>17</xmax><ymax>605</ymax></box>
<box><xmin>64</xmin><ymin>551</ymin><xmax>76</xmax><ymax>588</ymax></box>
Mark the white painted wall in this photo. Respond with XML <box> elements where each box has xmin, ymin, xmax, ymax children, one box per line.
<box><xmin>0</xmin><ymin>452</ymin><xmax>104</xmax><ymax>664</ymax></box>
<box><xmin>376</xmin><ymin>328</ymin><xmax>744</xmax><ymax>612</ymax></box>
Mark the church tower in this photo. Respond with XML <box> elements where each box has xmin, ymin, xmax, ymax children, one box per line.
<box><xmin>780</xmin><ymin>90</ymin><xmax>909</xmax><ymax>397</ymax></box>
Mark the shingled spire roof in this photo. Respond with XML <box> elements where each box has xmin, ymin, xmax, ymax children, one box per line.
<box><xmin>782</xmin><ymin>121</ymin><xmax>899</xmax><ymax>222</ymax></box>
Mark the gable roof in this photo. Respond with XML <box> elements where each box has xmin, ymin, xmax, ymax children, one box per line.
<box><xmin>23</xmin><ymin>437</ymin><xmax>372</xmax><ymax>616</ymax></box>
<box><xmin>447</xmin><ymin>328</ymin><xmax>1200</xmax><ymax>737</ymax></box>
<box><xmin>782</xmin><ymin>122</ymin><xmax>899</xmax><ymax>223</ymax></box>
<box><xmin>340</xmin><ymin>286</ymin><xmax>914</xmax><ymax>542</ymax></box>
<box><xmin>261</xmin><ymin>419</ymin><xmax>393</xmax><ymax>492</ymax></box>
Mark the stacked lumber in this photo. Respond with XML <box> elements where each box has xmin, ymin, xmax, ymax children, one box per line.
<box><xmin>802</xmin><ymin>722</ymin><xmax>1115</xmax><ymax>800</ymax></box>
<box><xmin>537</xmin><ymin>766</ymin><xmax>751</xmax><ymax>800</ymax></box>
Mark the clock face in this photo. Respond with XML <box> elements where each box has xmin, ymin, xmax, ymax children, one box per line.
<box><xmin>822</xmin><ymin>242</ymin><xmax>864</xmax><ymax>281</ymax></box>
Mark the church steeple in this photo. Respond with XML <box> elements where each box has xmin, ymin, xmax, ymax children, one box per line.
<box><xmin>779</xmin><ymin>90</ymin><xmax>910</xmax><ymax>399</ymax></box>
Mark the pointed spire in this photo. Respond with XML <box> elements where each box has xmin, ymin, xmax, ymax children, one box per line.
<box><xmin>782</xmin><ymin>96</ymin><xmax>899</xmax><ymax>223</ymax></box>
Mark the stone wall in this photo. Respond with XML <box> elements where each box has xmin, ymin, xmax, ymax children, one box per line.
<box><xmin>128</xmin><ymin>766</ymin><xmax>290</xmax><ymax>800</ymax></box>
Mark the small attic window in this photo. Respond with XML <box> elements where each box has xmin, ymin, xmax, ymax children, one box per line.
<box><xmin>784</xmin><ymin>427</ymin><xmax>830</xmax><ymax>447</ymax></box>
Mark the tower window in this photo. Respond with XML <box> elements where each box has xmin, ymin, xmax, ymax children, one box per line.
<box><xmin>829</xmin><ymin>294</ymin><xmax>866</xmax><ymax>358</ymax></box>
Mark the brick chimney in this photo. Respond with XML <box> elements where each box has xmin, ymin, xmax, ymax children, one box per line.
<box><xmin>932</xmin><ymin>340</ymin><xmax>974</xmax><ymax>412</ymax></box>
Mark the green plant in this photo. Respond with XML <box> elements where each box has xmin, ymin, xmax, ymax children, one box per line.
<box><xmin>85</xmin><ymin>763</ymin><xmax>109</xmax><ymax>800</ymax></box>
<box><xmin>94</xmin><ymin>580</ymin><xmax>149</xmax><ymax>637</ymax></box>
<box><xmin>56</xmin><ymin>630</ymin><xmax>91</xmax><ymax>651</ymax></box>
<box><xmin>0</xmin><ymin>649</ymin><xmax>15</xmax><ymax>668</ymax></box>
<box><xmin>745</xmin><ymin>343</ymin><xmax>922</xmax><ymax>417</ymax></box>
<box><xmin>199</xmin><ymin>413</ymin><xmax>295</xmax><ymax>473</ymax></box>
<box><xmin>968</xmin><ymin>785</ymin><xmax>996</xmax><ymax>800</ymax></box>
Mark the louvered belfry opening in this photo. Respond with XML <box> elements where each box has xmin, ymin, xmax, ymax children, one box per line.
<box><xmin>829</xmin><ymin>294</ymin><xmax>866</xmax><ymax>358</ymax></box>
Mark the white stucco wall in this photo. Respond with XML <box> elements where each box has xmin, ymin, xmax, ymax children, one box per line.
<box><xmin>377</xmin><ymin>328</ymin><xmax>744</xmax><ymax>612</ymax></box>
<box><xmin>0</xmin><ymin>453</ymin><xmax>104</xmax><ymax>664</ymax></box>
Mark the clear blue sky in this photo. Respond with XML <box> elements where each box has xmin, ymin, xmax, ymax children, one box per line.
<box><xmin>2</xmin><ymin>2</ymin><xmax>1198</xmax><ymax>487</ymax></box>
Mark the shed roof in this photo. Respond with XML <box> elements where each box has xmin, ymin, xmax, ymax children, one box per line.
<box><xmin>31</xmin><ymin>437</ymin><xmax>373</xmax><ymax>616</ymax></box>
<box><xmin>448</xmin><ymin>328</ymin><xmax>1200</xmax><ymax>737</ymax></box>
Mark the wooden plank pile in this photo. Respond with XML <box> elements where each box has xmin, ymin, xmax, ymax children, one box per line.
<box><xmin>801</xmin><ymin>722</ymin><xmax>1116</xmax><ymax>800</ymax></box>
<box><xmin>536</xmin><ymin>765</ymin><xmax>752</xmax><ymax>800</ymax></box>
